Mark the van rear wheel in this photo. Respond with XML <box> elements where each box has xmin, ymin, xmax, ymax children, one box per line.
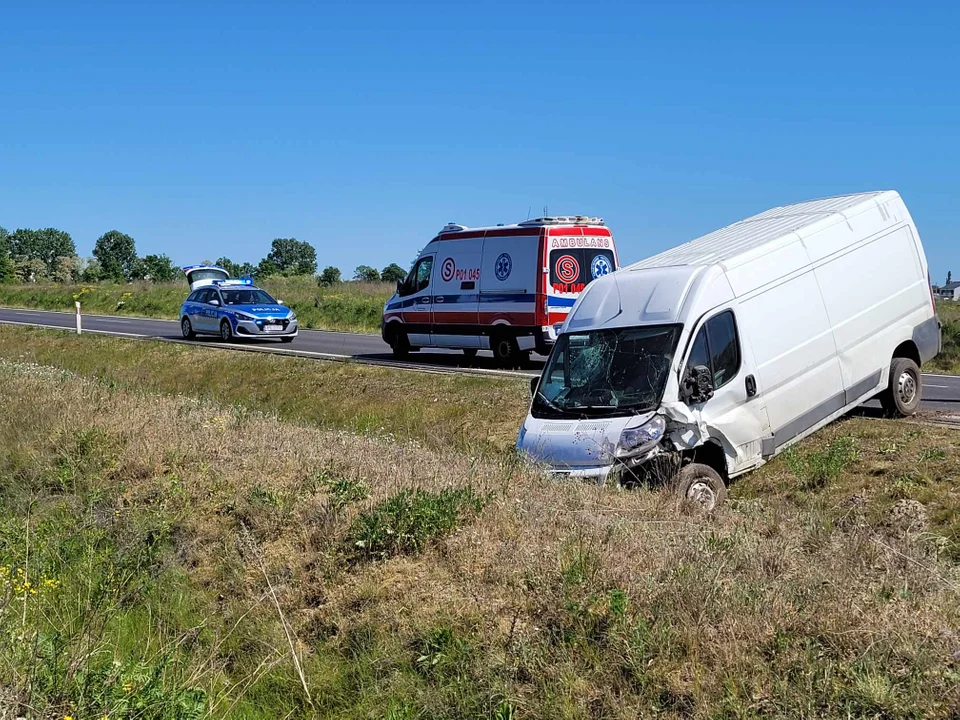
<box><xmin>880</xmin><ymin>357</ymin><xmax>922</xmax><ymax>417</ymax></box>
<box><xmin>675</xmin><ymin>463</ymin><xmax>727</xmax><ymax>511</ymax></box>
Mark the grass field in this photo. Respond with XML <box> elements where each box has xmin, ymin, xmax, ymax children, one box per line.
<box><xmin>931</xmin><ymin>300</ymin><xmax>960</xmax><ymax>374</ymax></box>
<box><xmin>0</xmin><ymin>276</ymin><xmax>393</xmax><ymax>334</ymax></box>
<box><xmin>1</xmin><ymin>326</ymin><xmax>960</xmax><ymax>718</ymax></box>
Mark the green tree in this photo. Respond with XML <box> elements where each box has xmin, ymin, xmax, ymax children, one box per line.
<box><xmin>215</xmin><ymin>257</ymin><xmax>256</xmax><ymax>278</ymax></box>
<box><xmin>0</xmin><ymin>227</ymin><xmax>13</xmax><ymax>283</ymax></box>
<box><xmin>53</xmin><ymin>255</ymin><xmax>82</xmax><ymax>283</ymax></box>
<box><xmin>14</xmin><ymin>258</ymin><xmax>48</xmax><ymax>283</ymax></box>
<box><xmin>265</xmin><ymin>238</ymin><xmax>317</xmax><ymax>276</ymax></box>
<box><xmin>318</xmin><ymin>266</ymin><xmax>342</xmax><ymax>286</ymax></box>
<box><xmin>94</xmin><ymin>230</ymin><xmax>138</xmax><ymax>281</ymax></box>
<box><xmin>256</xmin><ymin>257</ymin><xmax>280</xmax><ymax>278</ymax></box>
<box><xmin>9</xmin><ymin>228</ymin><xmax>76</xmax><ymax>275</ymax></box>
<box><xmin>81</xmin><ymin>258</ymin><xmax>103</xmax><ymax>283</ymax></box>
<box><xmin>381</xmin><ymin>263</ymin><xmax>407</xmax><ymax>284</ymax></box>
<box><xmin>141</xmin><ymin>254</ymin><xmax>178</xmax><ymax>282</ymax></box>
<box><xmin>354</xmin><ymin>265</ymin><xmax>380</xmax><ymax>282</ymax></box>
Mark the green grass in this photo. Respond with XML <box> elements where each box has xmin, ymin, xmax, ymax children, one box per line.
<box><xmin>2</xmin><ymin>327</ymin><xmax>960</xmax><ymax>716</ymax></box>
<box><xmin>929</xmin><ymin>300</ymin><xmax>960</xmax><ymax>374</ymax></box>
<box><xmin>0</xmin><ymin>325</ymin><xmax>528</xmax><ymax>454</ymax></box>
<box><xmin>0</xmin><ymin>276</ymin><xmax>393</xmax><ymax>333</ymax></box>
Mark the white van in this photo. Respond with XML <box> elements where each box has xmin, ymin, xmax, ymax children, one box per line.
<box><xmin>517</xmin><ymin>191</ymin><xmax>940</xmax><ymax>509</ymax></box>
<box><xmin>382</xmin><ymin>216</ymin><xmax>619</xmax><ymax>365</ymax></box>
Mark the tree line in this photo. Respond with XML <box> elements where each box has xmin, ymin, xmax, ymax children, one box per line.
<box><xmin>0</xmin><ymin>227</ymin><xmax>408</xmax><ymax>286</ymax></box>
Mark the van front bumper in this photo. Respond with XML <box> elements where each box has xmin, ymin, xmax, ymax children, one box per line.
<box><xmin>545</xmin><ymin>464</ymin><xmax>616</xmax><ymax>484</ymax></box>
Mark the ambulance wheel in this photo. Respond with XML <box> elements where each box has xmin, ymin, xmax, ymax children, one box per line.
<box><xmin>675</xmin><ymin>463</ymin><xmax>727</xmax><ymax>511</ymax></box>
<box><xmin>391</xmin><ymin>331</ymin><xmax>410</xmax><ymax>359</ymax></box>
<box><xmin>491</xmin><ymin>333</ymin><xmax>518</xmax><ymax>367</ymax></box>
<box><xmin>219</xmin><ymin>319</ymin><xmax>233</xmax><ymax>342</ymax></box>
<box><xmin>462</xmin><ymin>348</ymin><xmax>478</xmax><ymax>361</ymax></box>
<box><xmin>180</xmin><ymin>317</ymin><xmax>195</xmax><ymax>340</ymax></box>
<box><xmin>880</xmin><ymin>357</ymin><xmax>922</xmax><ymax>417</ymax></box>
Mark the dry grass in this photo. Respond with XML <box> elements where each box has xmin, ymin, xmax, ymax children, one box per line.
<box><xmin>0</xmin><ymin>325</ymin><xmax>528</xmax><ymax>454</ymax></box>
<box><xmin>1</xmin><ymin>358</ymin><xmax>959</xmax><ymax>718</ymax></box>
<box><xmin>930</xmin><ymin>300</ymin><xmax>960</xmax><ymax>375</ymax></box>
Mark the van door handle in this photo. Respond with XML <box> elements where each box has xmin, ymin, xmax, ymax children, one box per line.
<box><xmin>745</xmin><ymin>375</ymin><xmax>757</xmax><ymax>397</ymax></box>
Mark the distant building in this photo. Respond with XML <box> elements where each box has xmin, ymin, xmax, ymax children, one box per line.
<box><xmin>939</xmin><ymin>281</ymin><xmax>960</xmax><ymax>301</ymax></box>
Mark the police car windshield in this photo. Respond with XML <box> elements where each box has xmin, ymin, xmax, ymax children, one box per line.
<box><xmin>532</xmin><ymin>325</ymin><xmax>681</xmax><ymax>419</ymax></box>
<box><xmin>219</xmin><ymin>289</ymin><xmax>276</xmax><ymax>306</ymax></box>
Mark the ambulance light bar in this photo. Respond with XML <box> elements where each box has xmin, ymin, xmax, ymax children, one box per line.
<box><xmin>440</xmin><ymin>223</ymin><xmax>468</xmax><ymax>233</ymax></box>
<box><xmin>519</xmin><ymin>216</ymin><xmax>605</xmax><ymax>226</ymax></box>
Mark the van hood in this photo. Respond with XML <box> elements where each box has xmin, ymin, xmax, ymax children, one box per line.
<box><xmin>517</xmin><ymin>411</ymin><xmax>656</xmax><ymax>469</ymax></box>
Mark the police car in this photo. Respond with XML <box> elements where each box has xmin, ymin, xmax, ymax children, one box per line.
<box><xmin>179</xmin><ymin>278</ymin><xmax>298</xmax><ymax>343</ymax></box>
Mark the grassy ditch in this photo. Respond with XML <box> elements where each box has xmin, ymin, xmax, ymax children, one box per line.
<box><xmin>0</xmin><ymin>325</ymin><xmax>528</xmax><ymax>454</ymax></box>
<box><xmin>931</xmin><ymin>300</ymin><xmax>960</xmax><ymax>375</ymax></box>
<box><xmin>1</xmin><ymin>346</ymin><xmax>960</xmax><ymax>716</ymax></box>
<box><xmin>0</xmin><ymin>276</ymin><xmax>393</xmax><ymax>333</ymax></box>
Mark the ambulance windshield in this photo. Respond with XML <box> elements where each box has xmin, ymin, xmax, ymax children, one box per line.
<box><xmin>532</xmin><ymin>325</ymin><xmax>681</xmax><ymax>418</ymax></box>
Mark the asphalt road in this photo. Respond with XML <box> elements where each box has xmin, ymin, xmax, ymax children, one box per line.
<box><xmin>0</xmin><ymin>307</ymin><xmax>958</xmax><ymax>415</ymax></box>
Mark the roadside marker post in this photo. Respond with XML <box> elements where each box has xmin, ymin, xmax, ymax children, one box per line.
<box><xmin>75</xmin><ymin>302</ymin><xmax>81</xmax><ymax>334</ymax></box>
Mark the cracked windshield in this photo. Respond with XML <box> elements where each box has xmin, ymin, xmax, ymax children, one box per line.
<box><xmin>535</xmin><ymin>325</ymin><xmax>681</xmax><ymax>416</ymax></box>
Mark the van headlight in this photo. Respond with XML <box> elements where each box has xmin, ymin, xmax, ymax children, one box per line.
<box><xmin>616</xmin><ymin>415</ymin><xmax>666</xmax><ymax>457</ymax></box>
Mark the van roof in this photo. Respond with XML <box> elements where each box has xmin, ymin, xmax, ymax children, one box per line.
<box><xmin>629</xmin><ymin>191</ymin><xmax>896</xmax><ymax>271</ymax></box>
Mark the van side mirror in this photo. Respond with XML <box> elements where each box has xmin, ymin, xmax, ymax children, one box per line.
<box><xmin>530</xmin><ymin>376</ymin><xmax>539</xmax><ymax>397</ymax></box>
<box><xmin>682</xmin><ymin>365</ymin><xmax>714</xmax><ymax>404</ymax></box>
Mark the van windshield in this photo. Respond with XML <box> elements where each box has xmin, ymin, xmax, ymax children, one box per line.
<box><xmin>532</xmin><ymin>325</ymin><xmax>681</xmax><ymax>419</ymax></box>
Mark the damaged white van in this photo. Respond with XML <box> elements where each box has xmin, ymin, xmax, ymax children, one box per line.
<box><xmin>517</xmin><ymin>191</ymin><xmax>940</xmax><ymax>509</ymax></box>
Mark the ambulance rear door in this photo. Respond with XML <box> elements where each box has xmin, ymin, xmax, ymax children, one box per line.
<box><xmin>546</xmin><ymin>228</ymin><xmax>617</xmax><ymax>329</ymax></box>
<box><xmin>431</xmin><ymin>237</ymin><xmax>483</xmax><ymax>348</ymax></box>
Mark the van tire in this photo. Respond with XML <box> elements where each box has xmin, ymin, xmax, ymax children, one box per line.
<box><xmin>880</xmin><ymin>357</ymin><xmax>922</xmax><ymax>417</ymax></box>
<box><xmin>491</xmin><ymin>332</ymin><xmax>518</xmax><ymax>367</ymax></box>
<box><xmin>675</xmin><ymin>463</ymin><xmax>727</xmax><ymax>511</ymax></box>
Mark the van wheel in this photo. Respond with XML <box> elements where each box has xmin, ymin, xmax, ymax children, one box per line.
<box><xmin>491</xmin><ymin>333</ymin><xmax>518</xmax><ymax>367</ymax></box>
<box><xmin>180</xmin><ymin>317</ymin><xmax>195</xmax><ymax>339</ymax></box>
<box><xmin>675</xmin><ymin>463</ymin><xmax>727</xmax><ymax>511</ymax></box>
<box><xmin>391</xmin><ymin>330</ymin><xmax>410</xmax><ymax>359</ymax></box>
<box><xmin>880</xmin><ymin>357</ymin><xmax>922</xmax><ymax>417</ymax></box>
<box><xmin>462</xmin><ymin>348</ymin><xmax>478</xmax><ymax>361</ymax></box>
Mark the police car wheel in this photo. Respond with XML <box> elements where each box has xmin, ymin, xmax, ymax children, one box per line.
<box><xmin>281</xmin><ymin>336</ymin><xmax>294</xmax><ymax>343</ymax></box>
<box><xmin>181</xmin><ymin>317</ymin><xmax>195</xmax><ymax>339</ymax></box>
<box><xmin>219</xmin><ymin>320</ymin><xmax>233</xmax><ymax>342</ymax></box>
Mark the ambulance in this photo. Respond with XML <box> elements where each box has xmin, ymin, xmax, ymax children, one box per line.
<box><xmin>382</xmin><ymin>216</ymin><xmax>620</xmax><ymax>364</ymax></box>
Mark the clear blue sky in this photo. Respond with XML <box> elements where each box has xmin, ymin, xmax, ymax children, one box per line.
<box><xmin>1</xmin><ymin>1</ymin><xmax>957</xmax><ymax>281</ymax></box>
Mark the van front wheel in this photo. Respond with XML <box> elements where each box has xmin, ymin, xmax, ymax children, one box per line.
<box><xmin>675</xmin><ymin>463</ymin><xmax>727</xmax><ymax>511</ymax></box>
<box><xmin>880</xmin><ymin>357</ymin><xmax>922</xmax><ymax>417</ymax></box>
